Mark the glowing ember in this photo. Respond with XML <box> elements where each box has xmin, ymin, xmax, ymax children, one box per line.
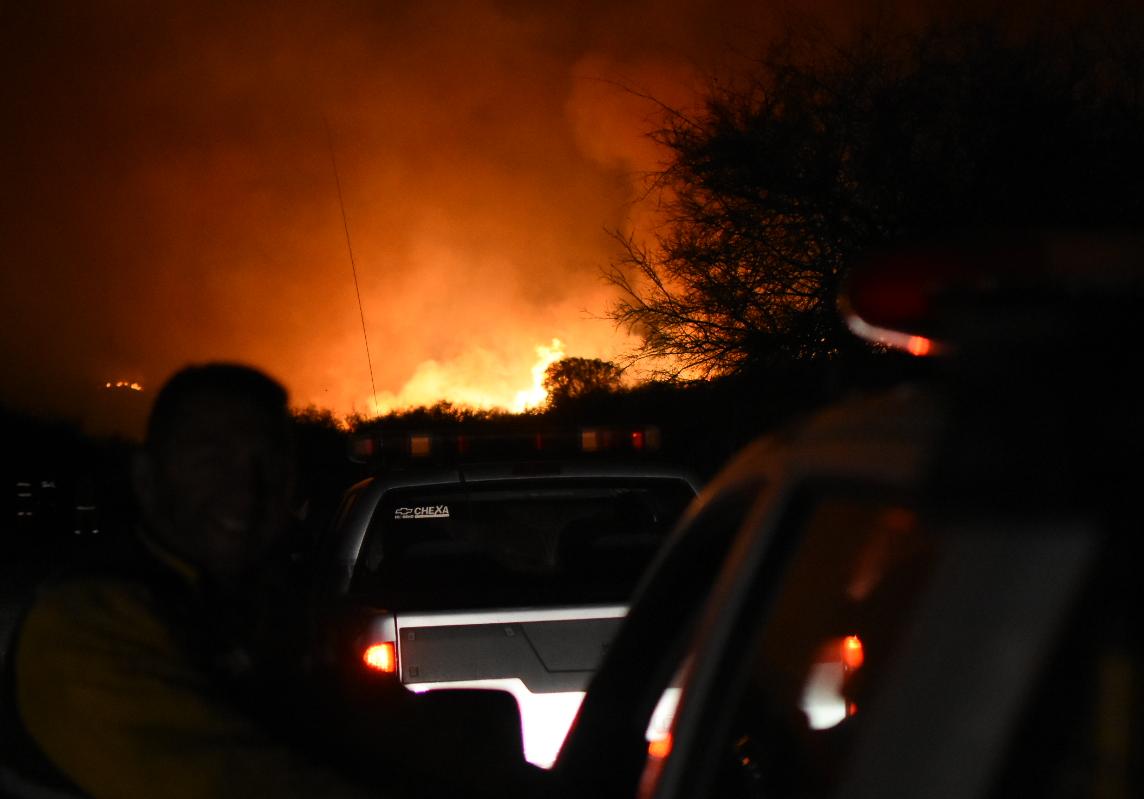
<box><xmin>104</xmin><ymin>381</ymin><xmax>143</xmax><ymax>392</ymax></box>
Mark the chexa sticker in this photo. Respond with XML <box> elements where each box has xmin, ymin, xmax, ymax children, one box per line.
<box><xmin>394</xmin><ymin>505</ymin><xmax>451</xmax><ymax>520</ymax></box>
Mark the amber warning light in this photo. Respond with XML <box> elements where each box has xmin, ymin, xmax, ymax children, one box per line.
<box><xmin>363</xmin><ymin>642</ymin><xmax>396</xmax><ymax>673</ymax></box>
<box><xmin>841</xmin><ymin>635</ymin><xmax>864</xmax><ymax>670</ymax></box>
<box><xmin>838</xmin><ymin>237</ymin><xmax>1086</xmax><ymax>357</ymax></box>
<box><xmin>839</xmin><ymin>252</ymin><xmax>946</xmax><ymax>358</ymax></box>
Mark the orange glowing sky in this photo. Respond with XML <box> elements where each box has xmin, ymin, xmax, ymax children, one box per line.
<box><xmin>2</xmin><ymin>0</ymin><xmax>926</xmax><ymax>435</ymax></box>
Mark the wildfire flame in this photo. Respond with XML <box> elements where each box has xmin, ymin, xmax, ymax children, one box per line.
<box><xmin>105</xmin><ymin>380</ymin><xmax>143</xmax><ymax>392</ymax></box>
<box><xmin>370</xmin><ymin>339</ymin><xmax>566</xmax><ymax>416</ymax></box>
<box><xmin>511</xmin><ymin>338</ymin><xmax>565</xmax><ymax>413</ymax></box>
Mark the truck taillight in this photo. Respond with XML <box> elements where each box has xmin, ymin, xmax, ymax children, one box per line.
<box><xmin>647</xmin><ymin>732</ymin><xmax>672</xmax><ymax>759</ymax></box>
<box><xmin>363</xmin><ymin>641</ymin><xmax>397</xmax><ymax>673</ymax></box>
<box><xmin>842</xmin><ymin>635</ymin><xmax>864</xmax><ymax>670</ymax></box>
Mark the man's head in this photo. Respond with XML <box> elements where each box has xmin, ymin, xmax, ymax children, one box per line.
<box><xmin>134</xmin><ymin>363</ymin><xmax>296</xmax><ymax>590</ymax></box>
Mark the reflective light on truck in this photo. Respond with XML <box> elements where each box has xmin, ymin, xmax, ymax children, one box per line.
<box><xmin>800</xmin><ymin>636</ymin><xmax>865</xmax><ymax>728</ymax></box>
<box><xmin>408</xmin><ymin>434</ymin><xmax>432</xmax><ymax>457</ymax></box>
<box><xmin>580</xmin><ymin>428</ymin><xmax>603</xmax><ymax>452</ymax></box>
<box><xmin>407</xmin><ymin>679</ymin><xmax>583</xmax><ymax>768</ymax></box>
<box><xmin>644</xmin><ymin>686</ymin><xmax>680</xmax><ymax>760</ymax></box>
<box><xmin>350</xmin><ymin>425</ymin><xmax>662</xmax><ymax>464</ymax></box>
<box><xmin>845</xmin><ymin>313</ymin><xmax>942</xmax><ymax>357</ymax></box>
<box><xmin>802</xmin><ymin>662</ymin><xmax>848</xmax><ymax>729</ymax></box>
<box><xmin>639</xmin><ymin>690</ymin><xmax>680</xmax><ymax>799</ymax></box>
<box><xmin>842</xmin><ymin>635</ymin><xmax>864</xmax><ymax>670</ymax></box>
<box><xmin>645</xmin><ymin>686</ymin><xmax>680</xmax><ymax>744</ymax></box>
<box><xmin>363</xmin><ymin>642</ymin><xmax>397</xmax><ymax>673</ymax></box>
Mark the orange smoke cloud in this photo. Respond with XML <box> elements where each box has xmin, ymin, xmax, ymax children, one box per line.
<box><xmin>566</xmin><ymin>53</ymin><xmax>701</xmax><ymax>174</ymax></box>
<box><xmin>0</xmin><ymin>0</ymin><xmax>792</xmax><ymax>434</ymax></box>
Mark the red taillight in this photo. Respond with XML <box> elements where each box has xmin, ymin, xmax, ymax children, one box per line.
<box><xmin>647</xmin><ymin>733</ymin><xmax>673</xmax><ymax>759</ymax></box>
<box><xmin>363</xmin><ymin>641</ymin><xmax>396</xmax><ymax>673</ymax></box>
<box><xmin>842</xmin><ymin>635</ymin><xmax>864</xmax><ymax>670</ymax></box>
<box><xmin>631</xmin><ymin>430</ymin><xmax>645</xmax><ymax>450</ymax></box>
<box><xmin>906</xmin><ymin>335</ymin><xmax>934</xmax><ymax>357</ymax></box>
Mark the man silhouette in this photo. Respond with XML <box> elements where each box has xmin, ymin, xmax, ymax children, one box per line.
<box><xmin>4</xmin><ymin>364</ymin><xmax>377</xmax><ymax>798</ymax></box>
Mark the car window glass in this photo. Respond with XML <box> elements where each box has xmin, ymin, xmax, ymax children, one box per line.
<box><xmin>662</xmin><ymin>494</ymin><xmax>937</xmax><ymax>799</ymax></box>
<box><xmin>555</xmin><ymin>478</ymin><xmax>767</xmax><ymax>796</ymax></box>
<box><xmin>351</xmin><ymin>478</ymin><xmax>695</xmax><ymax>610</ymax></box>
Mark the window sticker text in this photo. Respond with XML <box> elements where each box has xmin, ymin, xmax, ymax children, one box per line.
<box><xmin>394</xmin><ymin>505</ymin><xmax>451</xmax><ymax>520</ymax></box>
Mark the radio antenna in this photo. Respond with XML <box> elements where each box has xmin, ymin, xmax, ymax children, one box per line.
<box><xmin>324</xmin><ymin>116</ymin><xmax>379</xmax><ymax>414</ymax></box>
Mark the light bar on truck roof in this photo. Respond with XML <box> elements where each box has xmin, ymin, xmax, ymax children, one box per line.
<box><xmin>839</xmin><ymin>234</ymin><xmax>1144</xmax><ymax>356</ymax></box>
<box><xmin>348</xmin><ymin>425</ymin><xmax>662</xmax><ymax>464</ymax></box>
<box><xmin>838</xmin><ymin>247</ymin><xmax>962</xmax><ymax>357</ymax></box>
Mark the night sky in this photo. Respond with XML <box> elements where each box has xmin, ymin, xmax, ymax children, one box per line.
<box><xmin>1</xmin><ymin>0</ymin><xmax>1013</xmax><ymax>436</ymax></box>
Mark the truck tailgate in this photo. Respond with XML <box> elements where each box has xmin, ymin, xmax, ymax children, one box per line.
<box><xmin>397</xmin><ymin>606</ymin><xmax>625</xmax><ymax>689</ymax></box>
<box><xmin>394</xmin><ymin>606</ymin><xmax>627</xmax><ymax>766</ymax></box>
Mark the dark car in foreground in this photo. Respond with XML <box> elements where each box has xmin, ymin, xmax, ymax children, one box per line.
<box><xmin>548</xmin><ymin>236</ymin><xmax>1144</xmax><ymax>799</ymax></box>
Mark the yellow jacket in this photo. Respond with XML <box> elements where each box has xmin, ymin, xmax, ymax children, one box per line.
<box><xmin>11</xmin><ymin>535</ymin><xmax>377</xmax><ymax>799</ymax></box>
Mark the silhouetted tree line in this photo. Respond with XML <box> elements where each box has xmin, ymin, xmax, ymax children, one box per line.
<box><xmin>343</xmin><ymin>349</ymin><xmax>923</xmax><ymax>479</ymax></box>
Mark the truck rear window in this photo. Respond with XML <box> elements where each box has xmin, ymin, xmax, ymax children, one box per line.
<box><xmin>350</xmin><ymin>477</ymin><xmax>695</xmax><ymax>610</ymax></box>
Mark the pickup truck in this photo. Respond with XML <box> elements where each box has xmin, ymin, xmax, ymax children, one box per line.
<box><xmin>316</xmin><ymin>434</ymin><xmax>698</xmax><ymax>767</ymax></box>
